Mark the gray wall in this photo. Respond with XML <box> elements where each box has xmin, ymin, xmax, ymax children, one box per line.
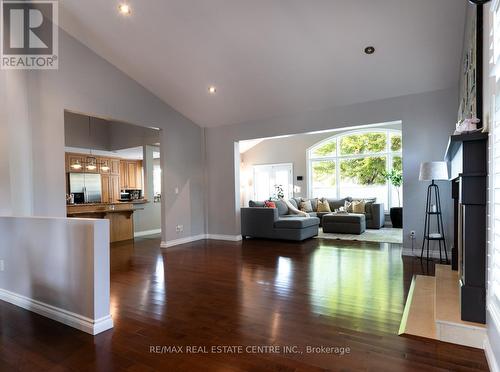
<box><xmin>206</xmin><ymin>88</ymin><xmax>457</xmax><ymax>250</ymax></box>
<box><xmin>240</xmin><ymin>123</ymin><xmax>401</xmax><ymax>203</ymax></box>
<box><xmin>64</xmin><ymin>111</ymin><xmax>160</xmax><ymax>151</ymax></box>
<box><xmin>0</xmin><ymin>216</ymin><xmax>111</xmax><ymax>333</ymax></box>
<box><xmin>1</xmin><ymin>28</ymin><xmax>205</xmax><ymax>243</ymax></box>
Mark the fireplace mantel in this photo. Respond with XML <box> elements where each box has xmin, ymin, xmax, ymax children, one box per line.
<box><xmin>446</xmin><ymin>131</ymin><xmax>487</xmax><ymax>324</ymax></box>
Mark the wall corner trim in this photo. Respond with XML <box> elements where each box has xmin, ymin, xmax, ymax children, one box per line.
<box><xmin>160</xmin><ymin>234</ymin><xmax>242</xmax><ymax>248</ymax></box>
<box><xmin>484</xmin><ymin>336</ymin><xmax>500</xmax><ymax>372</ymax></box>
<box><xmin>0</xmin><ymin>289</ymin><xmax>113</xmax><ymax>335</ymax></box>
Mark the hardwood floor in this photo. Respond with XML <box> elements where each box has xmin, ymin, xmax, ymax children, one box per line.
<box><xmin>0</xmin><ymin>237</ymin><xmax>489</xmax><ymax>371</ymax></box>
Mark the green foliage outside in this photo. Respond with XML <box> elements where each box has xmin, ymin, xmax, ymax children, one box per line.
<box><xmin>312</xmin><ymin>161</ymin><xmax>335</xmax><ymax>186</ymax></box>
<box><xmin>391</xmin><ymin>135</ymin><xmax>402</xmax><ymax>151</ymax></box>
<box><xmin>340</xmin><ymin>133</ymin><xmax>386</xmax><ymax>155</ymax></box>
<box><xmin>311</xmin><ymin>133</ymin><xmax>403</xmax><ymax>187</ymax></box>
<box><xmin>312</xmin><ymin>141</ymin><xmax>336</xmax><ymax>157</ymax></box>
<box><xmin>340</xmin><ymin>157</ymin><xmax>387</xmax><ymax>185</ymax></box>
<box><xmin>393</xmin><ymin>156</ymin><xmax>402</xmax><ymax>172</ymax></box>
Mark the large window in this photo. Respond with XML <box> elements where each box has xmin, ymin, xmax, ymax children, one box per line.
<box><xmin>307</xmin><ymin>129</ymin><xmax>402</xmax><ymax>210</ymax></box>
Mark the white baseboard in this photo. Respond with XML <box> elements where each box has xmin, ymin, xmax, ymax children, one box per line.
<box><xmin>134</xmin><ymin>229</ymin><xmax>161</xmax><ymax>238</ymax></box>
<box><xmin>205</xmin><ymin>234</ymin><xmax>242</xmax><ymax>241</ymax></box>
<box><xmin>161</xmin><ymin>234</ymin><xmax>206</xmax><ymax>248</ymax></box>
<box><xmin>160</xmin><ymin>234</ymin><xmax>243</xmax><ymax>248</ymax></box>
<box><xmin>0</xmin><ymin>289</ymin><xmax>113</xmax><ymax>335</ymax></box>
<box><xmin>401</xmin><ymin>248</ymin><xmax>447</xmax><ymax>259</ymax></box>
<box><xmin>485</xmin><ymin>336</ymin><xmax>500</xmax><ymax>372</ymax></box>
<box><xmin>436</xmin><ymin>319</ymin><xmax>486</xmax><ymax>349</ymax></box>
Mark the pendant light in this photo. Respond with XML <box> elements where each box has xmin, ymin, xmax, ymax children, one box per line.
<box><xmin>86</xmin><ymin>116</ymin><xmax>97</xmax><ymax>171</ymax></box>
<box><xmin>69</xmin><ymin>114</ymin><xmax>110</xmax><ymax>171</ymax></box>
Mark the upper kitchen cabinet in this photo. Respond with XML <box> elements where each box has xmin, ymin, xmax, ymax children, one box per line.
<box><xmin>120</xmin><ymin>160</ymin><xmax>143</xmax><ymax>190</ymax></box>
<box><xmin>66</xmin><ymin>153</ymin><xmax>86</xmax><ymax>173</ymax></box>
<box><xmin>110</xmin><ymin>159</ymin><xmax>120</xmax><ymax>175</ymax></box>
<box><xmin>83</xmin><ymin>156</ymin><xmax>99</xmax><ymax>174</ymax></box>
<box><xmin>98</xmin><ymin>157</ymin><xmax>120</xmax><ymax>175</ymax></box>
<box><xmin>99</xmin><ymin>158</ymin><xmax>111</xmax><ymax>174</ymax></box>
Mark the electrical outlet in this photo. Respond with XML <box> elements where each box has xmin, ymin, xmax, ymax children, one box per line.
<box><xmin>0</xmin><ymin>260</ymin><xmax>4</xmax><ymax>271</ymax></box>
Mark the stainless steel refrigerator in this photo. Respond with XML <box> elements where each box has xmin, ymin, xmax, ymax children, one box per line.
<box><xmin>68</xmin><ymin>173</ymin><xmax>102</xmax><ymax>203</ymax></box>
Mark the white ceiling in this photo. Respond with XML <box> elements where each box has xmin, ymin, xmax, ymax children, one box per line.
<box><xmin>60</xmin><ymin>0</ymin><xmax>467</xmax><ymax>128</ymax></box>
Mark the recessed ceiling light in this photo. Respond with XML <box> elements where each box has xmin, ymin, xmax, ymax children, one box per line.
<box><xmin>118</xmin><ymin>3</ymin><xmax>131</xmax><ymax>15</ymax></box>
<box><xmin>364</xmin><ymin>46</ymin><xmax>375</xmax><ymax>55</ymax></box>
<box><xmin>208</xmin><ymin>86</ymin><xmax>217</xmax><ymax>94</ymax></box>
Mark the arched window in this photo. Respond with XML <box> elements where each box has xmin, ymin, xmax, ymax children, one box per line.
<box><xmin>307</xmin><ymin>129</ymin><xmax>402</xmax><ymax>210</ymax></box>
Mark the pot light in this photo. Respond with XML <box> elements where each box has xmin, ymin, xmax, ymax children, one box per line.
<box><xmin>364</xmin><ymin>46</ymin><xmax>375</xmax><ymax>55</ymax></box>
<box><xmin>208</xmin><ymin>86</ymin><xmax>217</xmax><ymax>94</ymax></box>
<box><xmin>118</xmin><ymin>3</ymin><xmax>131</xmax><ymax>15</ymax></box>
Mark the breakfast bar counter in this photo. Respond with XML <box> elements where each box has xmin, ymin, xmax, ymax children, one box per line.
<box><xmin>67</xmin><ymin>202</ymin><xmax>144</xmax><ymax>242</ymax></box>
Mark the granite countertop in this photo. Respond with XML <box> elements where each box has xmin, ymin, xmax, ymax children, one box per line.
<box><xmin>67</xmin><ymin>199</ymin><xmax>149</xmax><ymax>207</ymax></box>
<box><xmin>67</xmin><ymin>207</ymin><xmax>144</xmax><ymax>216</ymax></box>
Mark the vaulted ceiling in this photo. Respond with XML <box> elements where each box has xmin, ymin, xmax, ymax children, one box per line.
<box><xmin>60</xmin><ymin>0</ymin><xmax>466</xmax><ymax>127</ymax></box>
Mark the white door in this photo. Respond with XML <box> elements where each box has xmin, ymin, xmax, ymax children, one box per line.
<box><xmin>253</xmin><ymin>163</ymin><xmax>293</xmax><ymax>201</ymax></box>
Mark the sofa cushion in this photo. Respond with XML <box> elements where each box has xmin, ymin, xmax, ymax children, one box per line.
<box><xmin>323</xmin><ymin>213</ymin><xmax>365</xmax><ymax>224</ymax></box>
<box><xmin>249</xmin><ymin>200</ymin><xmax>265</xmax><ymax>207</ymax></box>
<box><xmin>275</xmin><ymin>199</ymin><xmax>289</xmax><ymax>216</ymax></box>
<box><xmin>274</xmin><ymin>217</ymin><xmax>320</xmax><ymax>229</ymax></box>
<box><xmin>299</xmin><ymin>199</ymin><xmax>313</xmax><ymax>212</ymax></box>
<box><xmin>327</xmin><ymin>197</ymin><xmax>352</xmax><ymax>211</ymax></box>
<box><xmin>311</xmin><ymin>198</ymin><xmax>319</xmax><ymax>211</ymax></box>
<box><xmin>288</xmin><ymin>199</ymin><xmax>298</xmax><ymax>209</ymax></box>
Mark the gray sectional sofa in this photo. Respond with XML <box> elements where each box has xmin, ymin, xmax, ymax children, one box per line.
<box><xmin>241</xmin><ymin>201</ymin><xmax>320</xmax><ymax>241</ymax></box>
<box><xmin>240</xmin><ymin>197</ymin><xmax>385</xmax><ymax>241</ymax></box>
<box><xmin>285</xmin><ymin>197</ymin><xmax>384</xmax><ymax>229</ymax></box>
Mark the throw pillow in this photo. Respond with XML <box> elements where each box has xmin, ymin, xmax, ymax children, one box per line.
<box><xmin>264</xmin><ymin>201</ymin><xmax>276</xmax><ymax>208</ymax></box>
<box><xmin>351</xmin><ymin>200</ymin><xmax>366</xmax><ymax>214</ymax></box>
<box><xmin>299</xmin><ymin>199</ymin><xmax>313</xmax><ymax>212</ymax></box>
<box><xmin>344</xmin><ymin>200</ymin><xmax>353</xmax><ymax>213</ymax></box>
<box><xmin>317</xmin><ymin>199</ymin><xmax>331</xmax><ymax>212</ymax></box>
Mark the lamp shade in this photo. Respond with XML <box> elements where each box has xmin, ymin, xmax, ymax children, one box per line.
<box><xmin>419</xmin><ymin>161</ymin><xmax>449</xmax><ymax>181</ymax></box>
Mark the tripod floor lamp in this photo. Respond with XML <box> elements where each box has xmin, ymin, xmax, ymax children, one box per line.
<box><xmin>419</xmin><ymin>161</ymin><xmax>449</xmax><ymax>263</ymax></box>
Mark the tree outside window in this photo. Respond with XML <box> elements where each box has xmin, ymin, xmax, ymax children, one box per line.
<box><xmin>309</xmin><ymin>129</ymin><xmax>402</xmax><ymax>209</ymax></box>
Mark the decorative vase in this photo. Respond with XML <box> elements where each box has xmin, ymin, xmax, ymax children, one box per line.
<box><xmin>390</xmin><ymin>207</ymin><xmax>403</xmax><ymax>228</ymax></box>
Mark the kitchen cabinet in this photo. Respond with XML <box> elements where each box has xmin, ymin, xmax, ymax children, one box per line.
<box><xmin>99</xmin><ymin>157</ymin><xmax>111</xmax><ymax>174</ymax></box>
<box><xmin>110</xmin><ymin>159</ymin><xmax>120</xmax><ymax>175</ymax></box>
<box><xmin>66</xmin><ymin>153</ymin><xmax>86</xmax><ymax>173</ymax></box>
<box><xmin>120</xmin><ymin>160</ymin><xmax>143</xmax><ymax>190</ymax></box>
<box><xmin>84</xmin><ymin>156</ymin><xmax>99</xmax><ymax>173</ymax></box>
<box><xmin>98</xmin><ymin>157</ymin><xmax>120</xmax><ymax>175</ymax></box>
<box><xmin>101</xmin><ymin>174</ymin><xmax>120</xmax><ymax>203</ymax></box>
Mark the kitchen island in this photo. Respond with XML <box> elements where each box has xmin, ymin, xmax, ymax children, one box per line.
<box><xmin>67</xmin><ymin>201</ymin><xmax>148</xmax><ymax>242</ymax></box>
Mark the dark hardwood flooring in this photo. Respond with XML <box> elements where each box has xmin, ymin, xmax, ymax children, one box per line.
<box><xmin>0</xmin><ymin>237</ymin><xmax>489</xmax><ymax>371</ymax></box>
